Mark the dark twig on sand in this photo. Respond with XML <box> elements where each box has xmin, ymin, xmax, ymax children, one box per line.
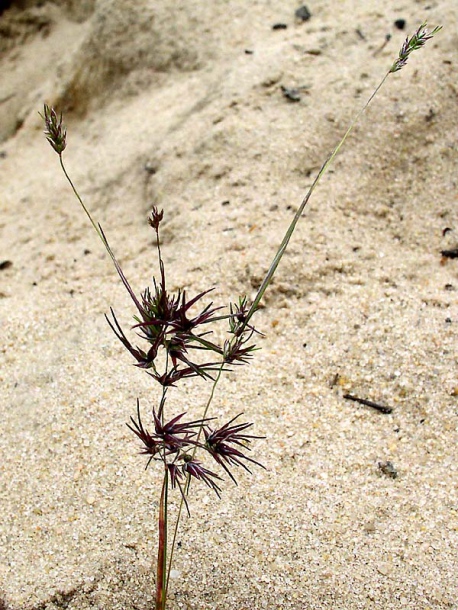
<box><xmin>343</xmin><ymin>393</ymin><xmax>393</xmax><ymax>414</ymax></box>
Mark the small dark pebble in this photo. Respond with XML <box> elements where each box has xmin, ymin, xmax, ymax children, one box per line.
<box><xmin>394</xmin><ymin>19</ymin><xmax>406</xmax><ymax>30</ymax></box>
<box><xmin>144</xmin><ymin>162</ymin><xmax>158</xmax><ymax>175</ymax></box>
<box><xmin>281</xmin><ymin>86</ymin><xmax>301</xmax><ymax>102</ymax></box>
<box><xmin>425</xmin><ymin>108</ymin><xmax>436</xmax><ymax>122</ymax></box>
<box><xmin>445</xmin><ymin>284</ymin><xmax>455</xmax><ymax>291</ymax></box>
<box><xmin>221</xmin><ymin>200</ymin><xmax>230</xmax><ymax>206</ymax></box>
<box><xmin>0</xmin><ymin>260</ymin><xmax>12</xmax><ymax>270</ymax></box>
<box><xmin>244</xmin><ymin>49</ymin><xmax>254</xmax><ymax>55</ymax></box>
<box><xmin>0</xmin><ymin>151</ymin><xmax>7</xmax><ymax>159</ymax></box>
<box><xmin>295</xmin><ymin>5</ymin><xmax>311</xmax><ymax>21</ymax></box>
<box><xmin>378</xmin><ymin>461</ymin><xmax>398</xmax><ymax>479</ymax></box>
<box><xmin>441</xmin><ymin>248</ymin><xmax>458</xmax><ymax>259</ymax></box>
<box><xmin>445</xmin><ymin>318</ymin><xmax>452</xmax><ymax>324</ymax></box>
<box><xmin>272</xmin><ymin>23</ymin><xmax>288</xmax><ymax>30</ymax></box>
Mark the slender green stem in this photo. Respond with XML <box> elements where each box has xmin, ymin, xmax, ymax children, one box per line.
<box><xmin>59</xmin><ymin>154</ymin><xmax>104</xmax><ymax>243</ymax></box>
<box><xmin>59</xmin><ymin>154</ymin><xmax>146</xmax><ymax>314</ymax></box>
<box><xmin>243</xmin><ymin>71</ymin><xmax>391</xmax><ymax>327</ymax></box>
<box><xmin>196</xmin><ymin>363</ymin><xmax>225</xmax><ymax>438</ymax></box>
<box><xmin>156</xmin><ymin>470</ymin><xmax>169</xmax><ymax>610</ymax></box>
<box><xmin>165</xmin><ymin>488</ymin><xmax>184</xmax><ymax>599</ymax></box>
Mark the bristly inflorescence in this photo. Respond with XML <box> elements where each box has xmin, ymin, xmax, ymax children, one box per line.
<box><xmin>111</xmin><ymin>208</ymin><xmax>264</xmax><ymax>501</ymax></box>
<box><xmin>204</xmin><ymin>414</ymin><xmax>266</xmax><ymax>484</ymax></box>
<box><xmin>128</xmin><ymin>399</ymin><xmax>264</xmax><ymax>513</ymax></box>
<box><xmin>105</xmin><ymin>207</ymin><xmax>258</xmax><ymax>387</ymax></box>
<box><xmin>390</xmin><ymin>22</ymin><xmax>442</xmax><ymax>73</ymax></box>
<box><xmin>42</xmin><ymin>104</ymin><xmax>67</xmax><ymax>154</ymax></box>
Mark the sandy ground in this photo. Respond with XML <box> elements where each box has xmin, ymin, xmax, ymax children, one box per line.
<box><xmin>1</xmin><ymin>1</ymin><xmax>457</xmax><ymax>609</ymax></box>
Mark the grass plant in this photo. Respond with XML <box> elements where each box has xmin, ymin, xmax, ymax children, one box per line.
<box><xmin>42</xmin><ymin>22</ymin><xmax>440</xmax><ymax>610</ymax></box>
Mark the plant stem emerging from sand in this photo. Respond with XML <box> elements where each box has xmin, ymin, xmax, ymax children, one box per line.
<box><xmin>42</xmin><ymin>21</ymin><xmax>440</xmax><ymax>610</ymax></box>
<box><xmin>156</xmin><ymin>471</ymin><xmax>168</xmax><ymax>610</ymax></box>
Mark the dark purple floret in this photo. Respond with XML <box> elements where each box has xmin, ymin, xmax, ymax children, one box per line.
<box><xmin>106</xmin><ymin>308</ymin><xmax>159</xmax><ymax>368</ymax></box>
<box><xmin>204</xmin><ymin>414</ymin><xmax>265</xmax><ymax>483</ymax></box>
<box><xmin>149</xmin><ymin>207</ymin><xmax>164</xmax><ymax>231</ymax></box>
<box><xmin>167</xmin><ymin>462</ymin><xmax>191</xmax><ymax>515</ymax></box>
<box><xmin>223</xmin><ymin>336</ymin><xmax>257</xmax><ymax>365</ymax></box>
<box><xmin>182</xmin><ymin>457</ymin><xmax>223</xmax><ymax>497</ymax></box>
<box><xmin>167</xmin><ymin>463</ymin><xmax>184</xmax><ymax>488</ymax></box>
<box><xmin>126</xmin><ymin>400</ymin><xmax>161</xmax><ymax>469</ymax></box>
<box><xmin>152</xmin><ymin>409</ymin><xmax>212</xmax><ymax>453</ymax></box>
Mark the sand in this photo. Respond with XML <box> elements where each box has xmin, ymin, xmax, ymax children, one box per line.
<box><xmin>0</xmin><ymin>1</ymin><xmax>457</xmax><ymax>608</ymax></box>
